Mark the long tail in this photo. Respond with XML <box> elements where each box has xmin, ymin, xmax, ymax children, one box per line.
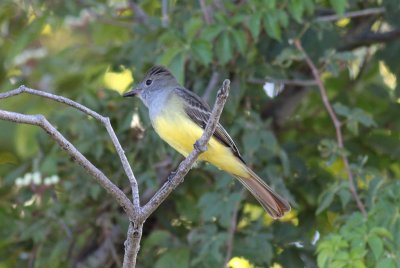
<box><xmin>234</xmin><ymin>168</ymin><xmax>290</xmax><ymax>219</ymax></box>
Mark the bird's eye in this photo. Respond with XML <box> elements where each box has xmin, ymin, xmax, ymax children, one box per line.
<box><xmin>145</xmin><ymin>79</ymin><xmax>152</xmax><ymax>86</ymax></box>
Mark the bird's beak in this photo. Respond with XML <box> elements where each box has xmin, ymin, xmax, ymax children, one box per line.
<box><xmin>123</xmin><ymin>88</ymin><xmax>141</xmax><ymax>97</ymax></box>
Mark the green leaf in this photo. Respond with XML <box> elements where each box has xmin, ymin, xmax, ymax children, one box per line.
<box><xmin>352</xmin><ymin>108</ymin><xmax>376</xmax><ymax>128</ymax></box>
<box><xmin>274</xmin><ymin>48</ymin><xmax>304</xmax><ymax>67</ymax></box>
<box><xmin>231</xmin><ymin>30</ymin><xmax>247</xmax><ymax>55</ymax></box>
<box><xmin>169</xmin><ymin>51</ymin><xmax>186</xmax><ymax>84</ymax></box>
<box><xmin>248</xmin><ymin>14</ymin><xmax>261</xmax><ymax>40</ymax></box>
<box><xmin>192</xmin><ymin>40</ymin><xmax>212</xmax><ymax>65</ymax></box>
<box><xmin>330</xmin><ymin>0</ymin><xmax>346</xmax><ymax>15</ymax></box>
<box><xmin>158</xmin><ymin>47</ymin><xmax>183</xmax><ymax>66</ymax></box>
<box><xmin>201</xmin><ymin>25</ymin><xmax>224</xmax><ymax>41</ymax></box>
<box><xmin>367</xmin><ymin>235</ymin><xmax>384</xmax><ymax>260</ymax></box>
<box><xmin>184</xmin><ymin>17</ymin><xmax>203</xmax><ymax>40</ymax></box>
<box><xmin>198</xmin><ymin>192</ymin><xmax>224</xmax><ymax>221</ymax></box>
<box><xmin>369</xmin><ymin>227</ymin><xmax>393</xmax><ymax>239</ymax></box>
<box><xmin>263</xmin><ymin>15</ymin><xmax>282</xmax><ymax>41</ymax></box>
<box><xmin>216</xmin><ymin>32</ymin><xmax>233</xmax><ymax>65</ymax></box>
<box><xmin>337</xmin><ymin>188</ymin><xmax>351</xmax><ymax>209</ymax></box>
<box><xmin>376</xmin><ymin>258</ymin><xmax>396</xmax><ymax>268</ymax></box>
<box><xmin>143</xmin><ymin>230</ymin><xmax>172</xmax><ymax>249</ymax></box>
<box><xmin>277</xmin><ymin>10</ymin><xmax>289</xmax><ymax>28</ymax></box>
<box><xmin>333</xmin><ymin>102</ymin><xmax>351</xmax><ymax>116</ymax></box>
<box><xmin>6</xmin><ymin>14</ymin><xmax>48</xmax><ymax>65</ymax></box>
<box><xmin>352</xmin><ymin>260</ymin><xmax>366</xmax><ymax>268</ymax></box>
<box><xmin>316</xmin><ymin>191</ymin><xmax>335</xmax><ymax>214</ymax></box>
<box><xmin>288</xmin><ymin>0</ymin><xmax>304</xmax><ymax>23</ymax></box>
<box><xmin>155</xmin><ymin>248</ymin><xmax>190</xmax><ymax>268</ymax></box>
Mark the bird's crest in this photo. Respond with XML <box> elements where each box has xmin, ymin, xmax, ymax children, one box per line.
<box><xmin>146</xmin><ymin>65</ymin><xmax>174</xmax><ymax>79</ymax></box>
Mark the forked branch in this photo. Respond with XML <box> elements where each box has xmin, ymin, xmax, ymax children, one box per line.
<box><xmin>0</xmin><ymin>79</ymin><xmax>231</xmax><ymax>268</ymax></box>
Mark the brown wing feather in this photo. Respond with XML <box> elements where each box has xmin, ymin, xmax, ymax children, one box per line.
<box><xmin>175</xmin><ymin>87</ymin><xmax>246</xmax><ymax>163</ymax></box>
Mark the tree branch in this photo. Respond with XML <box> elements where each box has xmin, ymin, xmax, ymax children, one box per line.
<box><xmin>202</xmin><ymin>70</ymin><xmax>220</xmax><ymax>101</ymax></box>
<box><xmin>199</xmin><ymin>0</ymin><xmax>213</xmax><ymax>24</ymax></box>
<box><xmin>161</xmin><ymin>0</ymin><xmax>169</xmax><ymax>27</ymax></box>
<box><xmin>127</xmin><ymin>0</ymin><xmax>149</xmax><ymax>24</ymax></box>
<box><xmin>0</xmin><ymin>86</ymin><xmax>141</xmax><ymax>210</ymax></box>
<box><xmin>294</xmin><ymin>39</ymin><xmax>367</xmax><ymax>217</ymax></box>
<box><xmin>0</xmin><ymin>78</ymin><xmax>231</xmax><ymax>267</ymax></box>
<box><xmin>0</xmin><ymin>109</ymin><xmax>136</xmax><ymax>219</ymax></box>
<box><xmin>338</xmin><ymin>29</ymin><xmax>400</xmax><ymax>51</ymax></box>
<box><xmin>139</xmin><ymin>79</ymin><xmax>231</xmax><ymax>221</ymax></box>
<box><xmin>224</xmin><ymin>190</ymin><xmax>244</xmax><ymax>268</ymax></box>
<box><xmin>123</xmin><ymin>222</ymin><xmax>143</xmax><ymax>268</ymax></box>
<box><xmin>315</xmin><ymin>7</ymin><xmax>385</xmax><ymax>22</ymax></box>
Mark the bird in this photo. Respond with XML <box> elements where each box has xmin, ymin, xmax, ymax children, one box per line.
<box><xmin>123</xmin><ymin>66</ymin><xmax>290</xmax><ymax>218</ymax></box>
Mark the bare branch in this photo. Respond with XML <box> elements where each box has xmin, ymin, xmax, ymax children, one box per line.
<box><xmin>224</xmin><ymin>190</ymin><xmax>244</xmax><ymax>268</ymax></box>
<box><xmin>139</xmin><ymin>79</ymin><xmax>231</xmax><ymax>221</ymax></box>
<box><xmin>199</xmin><ymin>0</ymin><xmax>213</xmax><ymax>24</ymax></box>
<box><xmin>0</xmin><ymin>85</ymin><xmax>141</xmax><ymax>210</ymax></box>
<box><xmin>315</xmin><ymin>7</ymin><xmax>385</xmax><ymax>22</ymax></box>
<box><xmin>294</xmin><ymin>39</ymin><xmax>367</xmax><ymax>217</ymax></box>
<box><xmin>0</xmin><ymin>78</ymin><xmax>231</xmax><ymax>267</ymax></box>
<box><xmin>128</xmin><ymin>0</ymin><xmax>149</xmax><ymax>24</ymax></box>
<box><xmin>161</xmin><ymin>0</ymin><xmax>169</xmax><ymax>27</ymax></box>
<box><xmin>248</xmin><ymin>77</ymin><xmax>318</xmax><ymax>87</ymax></box>
<box><xmin>123</xmin><ymin>222</ymin><xmax>143</xmax><ymax>268</ymax></box>
<box><xmin>0</xmin><ymin>109</ymin><xmax>136</xmax><ymax>219</ymax></box>
<box><xmin>338</xmin><ymin>29</ymin><xmax>400</xmax><ymax>51</ymax></box>
<box><xmin>202</xmin><ymin>70</ymin><xmax>220</xmax><ymax>101</ymax></box>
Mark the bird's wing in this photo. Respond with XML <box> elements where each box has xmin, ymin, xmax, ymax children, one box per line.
<box><xmin>175</xmin><ymin>87</ymin><xmax>245</xmax><ymax>163</ymax></box>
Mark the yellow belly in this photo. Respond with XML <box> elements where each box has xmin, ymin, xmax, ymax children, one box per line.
<box><xmin>153</xmin><ymin>113</ymin><xmax>248</xmax><ymax>177</ymax></box>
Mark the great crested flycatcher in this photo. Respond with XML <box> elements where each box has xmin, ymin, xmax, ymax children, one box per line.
<box><xmin>123</xmin><ymin>66</ymin><xmax>290</xmax><ymax>218</ymax></box>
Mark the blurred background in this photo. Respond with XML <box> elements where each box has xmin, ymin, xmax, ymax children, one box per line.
<box><xmin>0</xmin><ymin>0</ymin><xmax>399</xmax><ymax>267</ymax></box>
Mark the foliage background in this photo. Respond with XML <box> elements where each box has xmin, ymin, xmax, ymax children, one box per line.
<box><xmin>0</xmin><ymin>0</ymin><xmax>399</xmax><ymax>267</ymax></box>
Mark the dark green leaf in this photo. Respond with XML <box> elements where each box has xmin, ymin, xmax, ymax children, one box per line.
<box><xmin>330</xmin><ymin>0</ymin><xmax>347</xmax><ymax>15</ymax></box>
<box><xmin>231</xmin><ymin>30</ymin><xmax>247</xmax><ymax>55</ymax></box>
<box><xmin>155</xmin><ymin>248</ymin><xmax>190</xmax><ymax>268</ymax></box>
<box><xmin>192</xmin><ymin>40</ymin><xmax>212</xmax><ymax>65</ymax></box>
<box><xmin>248</xmin><ymin>14</ymin><xmax>261</xmax><ymax>40</ymax></box>
<box><xmin>263</xmin><ymin>15</ymin><xmax>282</xmax><ymax>41</ymax></box>
<box><xmin>216</xmin><ymin>32</ymin><xmax>233</xmax><ymax>65</ymax></box>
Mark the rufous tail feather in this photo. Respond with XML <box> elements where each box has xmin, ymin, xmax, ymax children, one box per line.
<box><xmin>234</xmin><ymin>168</ymin><xmax>290</xmax><ymax>219</ymax></box>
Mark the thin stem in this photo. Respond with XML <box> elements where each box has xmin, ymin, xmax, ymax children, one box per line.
<box><xmin>294</xmin><ymin>39</ymin><xmax>367</xmax><ymax>217</ymax></box>
<box><xmin>0</xmin><ymin>109</ymin><xmax>136</xmax><ymax>219</ymax></box>
<box><xmin>0</xmin><ymin>86</ymin><xmax>141</xmax><ymax>211</ymax></box>
<box><xmin>161</xmin><ymin>0</ymin><xmax>169</xmax><ymax>27</ymax></box>
<box><xmin>223</xmin><ymin>190</ymin><xmax>244</xmax><ymax>268</ymax></box>
<box><xmin>315</xmin><ymin>7</ymin><xmax>385</xmax><ymax>22</ymax></box>
<box><xmin>199</xmin><ymin>0</ymin><xmax>213</xmax><ymax>24</ymax></box>
<box><xmin>202</xmin><ymin>70</ymin><xmax>220</xmax><ymax>101</ymax></box>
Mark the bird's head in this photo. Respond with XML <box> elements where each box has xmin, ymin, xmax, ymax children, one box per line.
<box><xmin>123</xmin><ymin>65</ymin><xmax>178</xmax><ymax>107</ymax></box>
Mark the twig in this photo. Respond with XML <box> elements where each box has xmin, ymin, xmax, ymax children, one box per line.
<box><xmin>315</xmin><ymin>7</ymin><xmax>385</xmax><ymax>22</ymax></box>
<box><xmin>338</xmin><ymin>29</ymin><xmax>400</xmax><ymax>51</ymax></box>
<box><xmin>248</xmin><ymin>77</ymin><xmax>318</xmax><ymax>87</ymax></box>
<box><xmin>199</xmin><ymin>0</ymin><xmax>213</xmax><ymax>24</ymax></box>
<box><xmin>223</xmin><ymin>190</ymin><xmax>244</xmax><ymax>268</ymax></box>
<box><xmin>161</xmin><ymin>0</ymin><xmax>169</xmax><ymax>27</ymax></box>
<box><xmin>294</xmin><ymin>39</ymin><xmax>367</xmax><ymax>217</ymax></box>
<box><xmin>0</xmin><ymin>86</ymin><xmax>141</xmax><ymax>211</ymax></box>
<box><xmin>202</xmin><ymin>70</ymin><xmax>220</xmax><ymax>101</ymax></box>
<box><xmin>139</xmin><ymin>79</ymin><xmax>231</xmax><ymax>221</ymax></box>
<box><xmin>128</xmin><ymin>0</ymin><xmax>149</xmax><ymax>24</ymax></box>
<box><xmin>0</xmin><ymin>78</ymin><xmax>232</xmax><ymax>267</ymax></box>
<box><xmin>0</xmin><ymin>109</ymin><xmax>136</xmax><ymax>219</ymax></box>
